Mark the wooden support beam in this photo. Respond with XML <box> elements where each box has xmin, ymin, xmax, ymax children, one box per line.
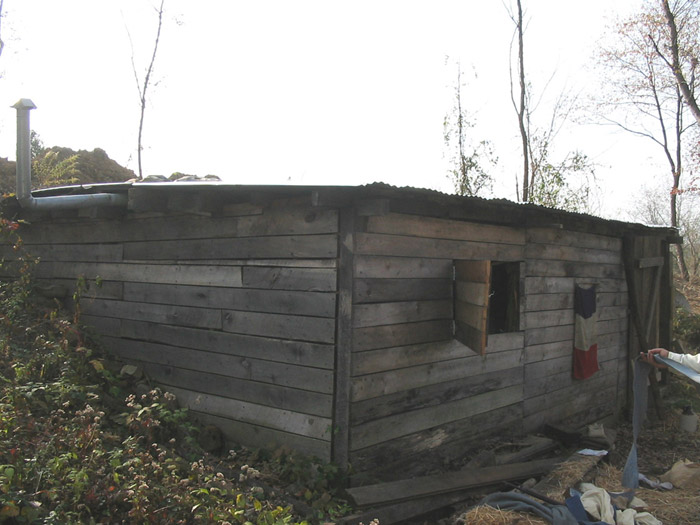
<box><xmin>345</xmin><ymin>458</ymin><xmax>561</xmax><ymax>509</ymax></box>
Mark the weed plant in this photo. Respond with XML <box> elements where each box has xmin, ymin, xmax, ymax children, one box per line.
<box><xmin>0</xmin><ymin>218</ymin><xmax>352</xmax><ymax>524</ymax></box>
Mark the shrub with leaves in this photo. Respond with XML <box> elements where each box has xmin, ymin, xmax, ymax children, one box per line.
<box><xmin>674</xmin><ymin>308</ymin><xmax>700</xmax><ymax>349</ymax></box>
<box><xmin>0</xmin><ymin>218</ymin><xmax>351</xmax><ymax>523</ymax></box>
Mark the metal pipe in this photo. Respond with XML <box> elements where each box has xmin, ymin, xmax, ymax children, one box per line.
<box><xmin>13</xmin><ymin>99</ymin><xmax>128</xmax><ymax>211</ymax></box>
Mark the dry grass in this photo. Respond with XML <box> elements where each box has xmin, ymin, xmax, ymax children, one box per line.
<box><xmin>457</xmin><ymin>504</ymin><xmax>548</xmax><ymax>525</ymax></box>
<box><xmin>592</xmin><ymin>462</ymin><xmax>700</xmax><ymax>525</ymax></box>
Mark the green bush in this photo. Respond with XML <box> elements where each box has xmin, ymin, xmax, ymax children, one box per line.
<box><xmin>0</xmin><ymin>218</ymin><xmax>350</xmax><ymax>524</ymax></box>
<box><xmin>674</xmin><ymin>308</ymin><xmax>700</xmax><ymax>349</ymax></box>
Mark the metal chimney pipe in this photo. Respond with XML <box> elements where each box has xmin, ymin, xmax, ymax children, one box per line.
<box><xmin>13</xmin><ymin>99</ymin><xmax>128</xmax><ymax>210</ymax></box>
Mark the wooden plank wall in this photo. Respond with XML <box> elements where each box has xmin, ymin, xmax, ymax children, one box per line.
<box><xmin>347</xmin><ymin>213</ymin><xmax>628</xmax><ymax>478</ymax></box>
<box><xmin>4</xmin><ymin>200</ymin><xmax>339</xmax><ymax>460</ymax></box>
<box><xmin>522</xmin><ymin>228</ymin><xmax>628</xmax><ymax>432</ymax></box>
<box><xmin>349</xmin><ymin>213</ymin><xmax>527</xmax><ymax>477</ymax></box>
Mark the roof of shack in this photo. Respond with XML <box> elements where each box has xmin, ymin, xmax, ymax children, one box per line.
<box><xmin>28</xmin><ymin>180</ymin><xmax>680</xmax><ymax>241</ymax></box>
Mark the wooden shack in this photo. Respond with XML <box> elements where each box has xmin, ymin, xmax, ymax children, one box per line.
<box><xmin>1</xmin><ymin>182</ymin><xmax>679</xmax><ymax>480</ymax></box>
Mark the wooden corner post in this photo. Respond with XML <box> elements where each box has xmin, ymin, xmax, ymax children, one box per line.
<box><xmin>332</xmin><ymin>207</ymin><xmax>354</xmax><ymax>471</ymax></box>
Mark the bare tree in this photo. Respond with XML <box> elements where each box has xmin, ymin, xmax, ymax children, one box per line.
<box><xmin>443</xmin><ymin>61</ymin><xmax>496</xmax><ymax>197</ymax></box>
<box><xmin>596</xmin><ymin>2</ymin><xmax>696</xmax><ymax>280</ymax></box>
<box><xmin>658</xmin><ymin>0</ymin><xmax>700</xmax><ymax>125</ymax></box>
<box><xmin>505</xmin><ymin>0</ymin><xmax>596</xmax><ymax>212</ymax></box>
<box><xmin>507</xmin><ymin>0</ymin><xmax>530</xmax><ymax>202</ymax></box>
<box><xmin>127</xmin><ymin>0</ymin><xmax>165</xmax><ymax>180</ymax></box>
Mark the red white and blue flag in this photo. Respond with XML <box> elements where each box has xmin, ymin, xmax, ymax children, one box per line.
<box><xmin>573</xmin><ymin>284</ymin><xmax>599</xmax><ymax>380</ymax></box>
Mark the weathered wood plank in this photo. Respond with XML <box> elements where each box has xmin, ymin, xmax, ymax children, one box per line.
<box><xmin>352</xmin><ymin>367</ymin><xmax>523</xmax><ymax>425</ymax></box>
<box><xmin>355</xmin><ymin>233</ymin><xmax>524</xmax><ymax>261</ymax></box>
<box><xmin>119</xmin><ymin>319</ymin><xmax>335</xmax><ymax>369</ymax></box>
<box><xmin>345</xmin><ymin>457</ymin><xmax>559</xmax><ymax>509</ymax></box>
<box><xmin>526</xmin><ymin>228</ymin><xmax>621</xmax><ymax>251</ymax></box>
<box><xmin>353</xmin><ymin>320</ymin><xmax>452</xmax><ymax>352</ymax></box>
<box><xmin>354</xmin><ymin>278</ymin><xmax>452</xmax><ymax>304</ymax></box>
<box><xmin>333</xmin><ymin>207</ymin><xmax>354</xmax><ymax>469</ymax></box>
<box><xmin>103</xmin><ymin>336</ymin><xmax>334</xmax><ymax>393</ymax></box>
<box><xmin>354</xmin><ymin>255</ymin><xmax>452</xmax><ymax>279</ymax></box>
<box><xmin>524</xmin><ymin>243</ymin><xmax>620</xmax><ymax>264</ymax></box>
<box><xmin>353</xmin><ymin>300</ymin><xmax>452</xmax><ymax>328</ymax></box>
<box><xmin>524</xmin><ymin>277</ymin><xmax>626</xmax><ymax>295</ymax></box>
<box><xmin>349</xmin><ymin>404</ymin><xmax>522</xmax><ymax>476</ymax></box>
<box><xmin>143</xmin><ymin>363</ymin><xmax>331</xmax><ymax>417</ymax></box>
<box><xmin>35</xmin><ymin>261</ymin><xmax>243</xmax><ymax>287</ymax></box>
<box><xmin>222</xmin><ymin>310</ymin><xmax>336</xmax><ymax>344</ymax></box>
<box><xmin>350</xmin><ymin>384</ymin><xmax>522</xmax><ymax>450</ymax></box>
<box><xmin>0</xmin><ymin>243</ymin><xmax>123</xmax><ymax>262</ymax></box>
<box><xmin>36</xmin><ymin>278</ymin><xmax>123</xmax><ymax>300</ymax></box>
<box><xmin>19</xmin><ymin>206</ymin><xmax>338</xmax><ymax>244</ymax></box>
<box><xmin>166</xmin><ymin>386</ymin><xmax>332</xmax><ymax>440</ymax></box>
<box><xmin>241</xmin><ymin>266</ymin><xmax>336</xmax><ymax>292</ymax></box>
<box><xmin>524</xmin><ymin>364</ymin><xmax>617</xmax><ymax>399</ymax></box>
<box><xmin>83</xmin><ymin>298</ymin><xmax>222</xmax><ymax>329</ymax></box>
<box><xmin>351</xmin><ymin>332</ymin><xmax>523</xmax><ymax>376</ymax></box>
<box><xmin>196</xmin><ymin>411</ymin><xmax>331</xmax><ymax>460</ymax></box>
<box><xmin>524</xmin><ymin>325</ymin><xmax>573</xmax><ymax>346</ymax></box>
<box><xmin>123</xmin><ymin>282</ymin><xmax>336</xmax><ymax>318</ymax></box>
<box><xmin>123</xmin><ymin>234</ymin><xmax>338</xmax><ymax>260</ymax></box>
<box><xmin>351</xmin><ymin>348</ymin><xmax>524</xmax><ymax>401</ymax></box>
<box><xmin>525</xmin><ymin>260</ymin><xmax>623</xmax><ymax>279</ymax></box>
<box><xmin>366</xmin><ymin>213</ymin><xmax>526</xmax><ymax>245</ymax></box>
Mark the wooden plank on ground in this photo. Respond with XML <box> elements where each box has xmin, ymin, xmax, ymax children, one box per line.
<box><xmin>345</xmin><ymin>458</ymin><xmax>561</xmax><ymax>508</ymax></box>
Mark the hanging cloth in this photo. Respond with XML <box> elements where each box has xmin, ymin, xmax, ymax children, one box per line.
<box><xmin>573</xmin><ymin>284</ymin><xmax>599</xmax><ymax>380</ymax></box>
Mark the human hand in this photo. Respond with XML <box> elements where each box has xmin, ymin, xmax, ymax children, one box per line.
<box><xmin>640</xmin><ymin>348</ymin><xmax>669</xmax><ymax>368</ymax></box>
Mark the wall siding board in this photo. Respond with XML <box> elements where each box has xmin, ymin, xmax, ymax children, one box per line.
<box><xmin>353</xmin><ymin>320</ymin><xmax>452</xmax><ymax>352</ymax></box>
<box><xmin>354</xmin><ymin>255</ymin><xmax>453</xmax><ymax>279</ymax></box>
<box><xmin>166</xmin><ymin>387</ymin><xmax>332</xmax><ymax>441</ymax></box>
<box><xmin>355</xmin><ymin>233</ymin><xmax>524</xmax><ymax>260</ymax></box>
<box><xmin>351</xmin><ymin>348</ymin><xmax>524</xmax><ymax>402</ymax></box>
<box><xmin>350</xmin><ymin>384</ymin><xmax>523</xmax><ymax>450</ymax></box>
<box><xmin>241</xmin><ymin>266</ymin><xmax>336</xmax><ymax>292</ymax></box>
<box><xmin>366</xmin><ymin>213</ymin><xmax>526</xmax><ymax>245</ymax></box>
<box><xmin>124</xmin><ymin>234</ymin><xmax>338</xmax><ymax>261</ymax></box>
<box><xmin>222</xmin><ymin>310</ymin><xmax>336</xmax><ymax>344</ymax></box>
<box><xmin>352</xmin><ymin>367</ymin><xmax>523</xmax><ymax>425</ymax></box>
<box><xmin>354</xmin><ymin>278</ymin><xmax>452</xmax><ymax>303</ymax></box>
<box><xmin>193</xmin><ymin>412</ymin><xmax>331</xmax><ymax>461</ymax></box>
<box><xmin>119</xmin><ymin>319</ymin><xmax>335</xmax><ymax>369</ymax></box>
<box><xmin>103</xmin><ymin>336</ymin><xmax>334</xmax><ymax>393</ymax></box>
<box><xmin>141</xmin><ymin>363</ymin><xmax>332</xmax><ymax>417</ymax></box>
<box><xmin>123</xmin><ymin>281</ymin><xmax>336</xmax><ymax>318</ymax></box>
<box><xmin>353</xmin><ymin>300</ymin><xmax>453</xmax><ymax>328</ymax></box>
<box><xmin>83</xmin><ymin>298</ymin><xmax>223</xmax><ymax>329</ymax></box>
<box><xmin>36</xmin><ymin>261</ymin><xmax>244</xmax><ymax>287</ymax></box>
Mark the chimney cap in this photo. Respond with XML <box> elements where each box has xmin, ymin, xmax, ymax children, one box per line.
<box><xmin>12</xmin><ymin>99</ymin><xmax>37</xmax><ymax>110</ymax></box>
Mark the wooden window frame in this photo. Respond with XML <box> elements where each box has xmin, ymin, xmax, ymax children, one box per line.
<box><xmin>453</xmin><ymin>260</ymin><xmax>520</xmax><ymax>354</ymax></box>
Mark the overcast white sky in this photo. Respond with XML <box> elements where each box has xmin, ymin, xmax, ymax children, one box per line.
<box><xmin>0</xmin><ymin>0</ymin><xmax>665</xmax><ymax>219</ymax></box>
